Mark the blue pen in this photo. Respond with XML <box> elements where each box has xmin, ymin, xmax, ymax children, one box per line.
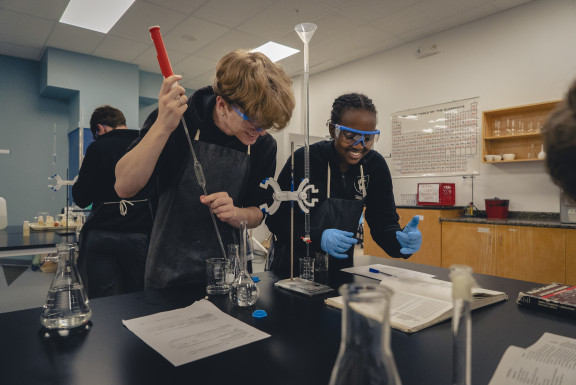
<box><xmin>369</xmin><ymin>267</ymin><xmax>395</xmax><ymax>277</ymax></box>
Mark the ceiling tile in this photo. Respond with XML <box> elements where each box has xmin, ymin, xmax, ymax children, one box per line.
<box><xmin>0</xmin><ymin>10</ymin><xmax>54</xmax><ymax>48</ymax></box>
<box><xmin>193</xmin><ymin>0</ymin><xmax>280</xmax><ymax>28</ymax></box>
<box><xmin>108</xmin><ymin>1</ymin><xmax>187</xmax><ymax>44</ymax></box>
<box><xmin>0</xmin><ymin>0</ymin><xmax>68</xmax><ymax>20</ymax></box>
<box><xmin>180</xmin><ymin>68</ymin><xmax>214</xmax><ymax>90</ymax></box>
<box><xmin>132</xmin><ymin>45</ymin><xmax>189</xmax><ymax>73</ymax></box>
<box><xmin>338</xmin><ymin>0</ymin><xmax>423</xmax><ymax>23</ymax></box>
<box><xmin>0</xmin><ymin>41</ymin><xmax>43</xmax><ymax>60</ymax></box>
<box><xmin>172</xmin><ymin>55</ymin><xmax>216</xmax><ymax>79</ymax></box>
<box><xmin>46</xmin><ymin>23</ymin><xmax>105</xmax><ymax>55</ymax></box>
<box><xmin>192</xmin><ymin>30</ymin><xmax>265</xmax><ymax>62</ymax></box>
<box><xmin>144</xmin><ymin>0</ymin><xmax>207</xmax><ymax>14</ymax></box>
<box><xmin>235</xmin><ymin>0</ymin><xmax>333</xmax><ymax>39</ymax></box>
<box><xmin>92</xmin><ymin>36</ymin><xmax>149</xmax><ymax>63</ymax></box>
<box><xmin>161</xmin><ymin>16</ymin><xmax>229</xmax><ymax>55</ymax></box>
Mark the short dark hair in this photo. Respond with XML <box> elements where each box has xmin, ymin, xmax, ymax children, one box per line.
<box><xmin>329</xmin><ymin>93</ymin><xmax>377</xmax><ymax>125</ymax></box>
<box><xmin>89</xmin><ymin>105</ymin><xmax>126</xmax><ymax>140</ymax></box>
<box><xmin>543</xmin><ymin>80</ymin><xmax>576</xmax><ymax>200</ymax></box>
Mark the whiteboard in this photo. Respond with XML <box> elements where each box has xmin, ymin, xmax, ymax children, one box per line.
<box><xmin>390</xmin><ymin>97</ymin><xmax>480</xmax><ymax>178</ymax></box>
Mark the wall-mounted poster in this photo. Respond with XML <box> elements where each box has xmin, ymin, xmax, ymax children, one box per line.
<box><xmin>390</xmin><ymin>97</ymin><xmax>480</xmax><ymax>177</ymax></box>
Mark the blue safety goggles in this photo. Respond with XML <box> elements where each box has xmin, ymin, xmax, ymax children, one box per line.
<box><xmin>330</xmin><ymin>122</ymin><xmax>380</xmax><ymax>146</ymax></box>
<box><xmin>232</xmin><ymin>105</ymin><xmax>262</xmax><ymax>132</ymax></box>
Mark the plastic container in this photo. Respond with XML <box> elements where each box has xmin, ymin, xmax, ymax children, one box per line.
<box><xmin>485</xmin><ymin>198</ymin><xmax>510</xmax><ymax>219</ymax></box>
<box><xmin>417</xmin><ymin>183</ymin><xmax>455</xmax><ymax>206</ymax></box>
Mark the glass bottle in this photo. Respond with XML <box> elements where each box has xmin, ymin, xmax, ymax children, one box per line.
<box><xmin>226</xmin><ymin>244</ymin><xmax>240</xmax><ymax>285</ymax></box>
<box><xmin>450</xmin><ymin>265</ymin><xmax>477</xmax><ymax>385</ymax></box>
<box><xmin>229</xmin><ymin>221</ymin><xmax>259</xmax><ymax>307</ymax></box>
<box><xmin>329</xmin><ymin>283</ymin><xmax>402</xmax><ymax>385</ymax></box>
<box><xmin>40</xmin><ymin>242</ymin><xmax>92</xmax><ymax>329</ymax></box>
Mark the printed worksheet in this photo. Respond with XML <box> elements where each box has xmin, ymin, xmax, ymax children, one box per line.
<box><xmin>123</xmin><ymin>300</ymin><xmax>270</xmax><ymax>366</ymax></box>
<box><xmin>489</xmin><ymin>332</ymin><xmax>576</xmax><ymax>385</ymax></box>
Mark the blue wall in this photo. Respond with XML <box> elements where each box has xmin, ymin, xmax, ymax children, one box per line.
<box><xmin>0</xmin><ymin>49</ymin><xmax>167</xmax><ymax>225</ymax></box>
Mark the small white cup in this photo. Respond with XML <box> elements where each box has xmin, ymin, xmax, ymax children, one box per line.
<box><xmin>492</xmin><ymin>155</ymin><xmax>502</xmax><ymax>161</ymax></box>
<box><xmin>484</xmin><ymin>155</ymin><xmax>494</xmax><ymax>161</ymax></box>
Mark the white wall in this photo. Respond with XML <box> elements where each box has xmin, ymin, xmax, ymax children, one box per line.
<box><xmin>273</xmin><ymin>0</ymin><xmax>576</xmax><ymax>213</ymax></box>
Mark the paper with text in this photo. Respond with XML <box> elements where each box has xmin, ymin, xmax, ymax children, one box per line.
<box><xmin>489</xmin><ymin>332</ymin><xmax>576</xmax><ymax>385</ymax></box>
<box><xmin>122</xmin><ymin>300</ymin><xmax>270</xmax><ymax>366</ymax></box>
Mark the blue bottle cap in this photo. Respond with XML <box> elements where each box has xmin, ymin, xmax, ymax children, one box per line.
<box><xmin>252</xmin><ymin>309</ymin><xmax>267</xmax><ymax>318</ymax></box>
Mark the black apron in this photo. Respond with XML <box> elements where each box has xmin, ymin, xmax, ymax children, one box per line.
<box><xmin>271</xmin><ymin>163</ymin><xmax>365</xmax><ymax>276</ymax></box>
<box><xmin>145</xmin><ymin>141</ymin><xmax>250</xmax><ymax>289</ymax></box>
<box><xmin>77</xmin><ymin>195</ymin><xmax>153</xmax><ymax>293</ymax></box>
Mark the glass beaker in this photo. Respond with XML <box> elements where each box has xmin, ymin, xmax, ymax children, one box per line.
<box><xmin>229</xmin><ymin>221</ymin><xmax>259</xmax><ymax>307</ymax></box>
<box><xmin>329</xmin><ymin>283</ymin><xmax>401</xmax><ymax>385</ymax></box>
<box><xmin>40</xmin><ymin>242</ymin><xmax>92</xmax><ymax>329</ymax></box>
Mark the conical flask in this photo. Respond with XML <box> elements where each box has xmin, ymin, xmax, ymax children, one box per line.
<box><xmin>329</xmin><ymin>283</ymin><xmax>402</xmax><ymax>385</ymax></box>
<box><xmin>40</xmin><ymin>242</ymin><xmax>92</xmax><ymax>329</ymax></box>
<box><xmin>229</xmin><ymin>221</ymin><xmax>259</xmax><ymax>307</ymax></box>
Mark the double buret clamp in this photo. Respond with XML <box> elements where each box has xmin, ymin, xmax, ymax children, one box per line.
<box><xmin>259</xmin><ymin>177</ymin><xmax>318</xmax><ymax>215</ymax></box>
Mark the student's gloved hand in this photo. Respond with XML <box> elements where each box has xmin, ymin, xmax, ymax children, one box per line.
<box><xmin>396</xmin><ymin>215</ymin><xmax>422</xmax><ymax>255</ymax></box>
<box><xmin>321</xmin><ymin>229</ymin><xmax>358</xmax><ymax>259</ymax></box>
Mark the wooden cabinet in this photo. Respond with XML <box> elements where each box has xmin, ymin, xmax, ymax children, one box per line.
<box><xmin>442</xmin><ymin>222</ymin><xmax>566</xmax><ymax>284</ymax></box>
<box><xmin>441</xmin><ymin>222</ymin><xmax>496</xmax><ymax>275</ymax></box>
<box><xmin>482</xmin><ymin>101</ymin><xmax>559</xmax><ymax>163</ymax></box>
<box><xmin>364</xmin><ymin>208</ymin><xmax>461</xmax><ymax>267</ymax></box>
<box><xmin>495</xmin><ymin>226</ymin><xmax>564</xmax><ymax>284</ymax></box>
<box><xmin>565</xmin><ymin>229</ymin><xmax>576</xmax><ymax>285</ymax></box>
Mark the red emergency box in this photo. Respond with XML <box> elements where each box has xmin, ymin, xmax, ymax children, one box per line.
<box><xmin>417</xmin><ymin>183</ymin><xmax>455</xmax><ymax>206</ymax></box>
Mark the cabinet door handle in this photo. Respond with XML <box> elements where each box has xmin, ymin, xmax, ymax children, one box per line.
<box><xmin>499</xmin><ymin>234</ymin><xmax>502</xmax><ymax>245</ymax></box>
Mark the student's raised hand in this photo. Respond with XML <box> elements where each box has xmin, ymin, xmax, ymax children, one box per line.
<box><xmin>321</xmin><ymin>229</ymin><xmax>358</xmax><ymax>259</ymax></box>
<box><xmin>396</xmin><ymin>215</ymin><xmax>422</xmax><ymax>255</ymax></box>
<box><xmin>200</xmin><ymin>192</ymin><xmax>238</xmax><ymax>225</ymax></box>
<box><xmin>157</xmin><ymin>75</ymin><xmax>187</xmax><ymax>134</ymax></box>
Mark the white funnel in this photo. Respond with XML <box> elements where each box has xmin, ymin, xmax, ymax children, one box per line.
<box><xmin>294</xmin><ymin>23</ymin><xmax>317</xmax><ymax>44</ymax></box>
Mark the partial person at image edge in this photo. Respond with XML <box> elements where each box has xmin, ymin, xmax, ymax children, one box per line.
<box><xmin>543</xmin><ymin>78</ymin><xmax>576</xmax><ymax>202</ymax></box>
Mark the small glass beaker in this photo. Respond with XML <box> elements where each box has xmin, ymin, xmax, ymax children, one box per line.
<box><xmin>206</xmin><ymin>258</ymin><xmax>230</xmax><ymax>295</ymax></box>
<box><xmin>40</xmin><ymin>242</ymin><xmax>92</xmax><ymax>330</ymax></box>
<box><xmin>299</xmin><ymin>257</ymin><xmax>314</xmax><ymax>281</ymax></box>
<box><xmin>329</xmin><ymin>283</ymin><xmax>401</xmax><ymax>385</ymax></box>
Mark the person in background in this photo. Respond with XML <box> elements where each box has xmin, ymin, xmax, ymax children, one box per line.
<box><xmin>266</xmin><ymin>93</ymin><xmax>422</xmax><ymax>277</ymax></box>
<box><xmin>115</xmin><ymin>49</ymin><xmax>295</xmax><ymax>289</ymax></box>
<box><xmin>543</xmin><ymin>79</ymin><xmax>576</xmax><ymax>201</ymax></box>
<box><xmin>73</xmin><ymin>105</ymin><xmax>153</xmax><ymax>298</ymax></box>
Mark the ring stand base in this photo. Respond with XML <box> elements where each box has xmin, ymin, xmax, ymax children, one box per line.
<box><xmin>274</xmin><ymin>277</ymin><xmax>333</xmax><ymax>297</ymax></box>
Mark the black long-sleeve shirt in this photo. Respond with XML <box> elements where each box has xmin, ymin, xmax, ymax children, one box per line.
<box><xmin>266</xmin><ymin>140</ymin><xmax>406</xmax><ymax>258</ymax></box>
<box><xmin>72</xmin><ymin>129</ymin><xmax>151</xmax><ymax>233</ymax></box>
<box><xmin>133</xmin><ymin>86</ymin><xmax>276</xmax><ymax>212</ymax></box>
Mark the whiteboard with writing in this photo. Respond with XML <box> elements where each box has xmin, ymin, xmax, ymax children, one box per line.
<box><xmin>390</xmin><ymin>98</ymin><xmax>480</xmax><ymax>177</ymax></box>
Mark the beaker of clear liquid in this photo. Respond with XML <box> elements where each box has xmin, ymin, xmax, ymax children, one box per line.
<box><xmin>229</xmin><ymin>221</ymin><xmax>259</xmax><ymax>307</ymax></box>
<box><xmin>329</xmin><ymin>283</ymin><xmax>402</xmax><ymax>385</ymax></box>
<box><xmin>40</xmin><ymin>242</ymin><xmax>92</xmax><ymax>329</ymax></box>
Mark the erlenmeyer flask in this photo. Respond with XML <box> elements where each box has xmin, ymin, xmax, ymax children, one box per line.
<box><xmin>229</xmin><ymin>221</ymin><xmax>259</xmax><ymax>307</ymax></box>
<box><xmin>40</xmin><ymin>242</ymin><xmax>92</xmax><ymax>329</ymax></box>
<box><xmin>329</xmin><ymin>283</ymin><xmax>401</xmax><ymax>385</ymax></box>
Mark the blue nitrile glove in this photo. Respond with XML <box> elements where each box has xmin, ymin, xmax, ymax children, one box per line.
<box><xmin>321</xmin><ymin>229</ymin><xmax>358</xmax><ymax>259</ymax></box>
<box><xmin>396</xmin><ymin>215</ymin><xmax>422</xmax><ymax>255</ymax></box>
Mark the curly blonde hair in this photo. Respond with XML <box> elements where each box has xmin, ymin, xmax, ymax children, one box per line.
<box><xmin>212</xmin><ymin>50</ymin><xmax>295</xmax><ymax>130</ymax></box>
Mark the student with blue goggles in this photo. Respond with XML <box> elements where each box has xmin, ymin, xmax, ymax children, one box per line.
<box><xmin>267</xmin><ymin>93</ymin><xmax>422</xmax><ymax>277</ymax></box>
